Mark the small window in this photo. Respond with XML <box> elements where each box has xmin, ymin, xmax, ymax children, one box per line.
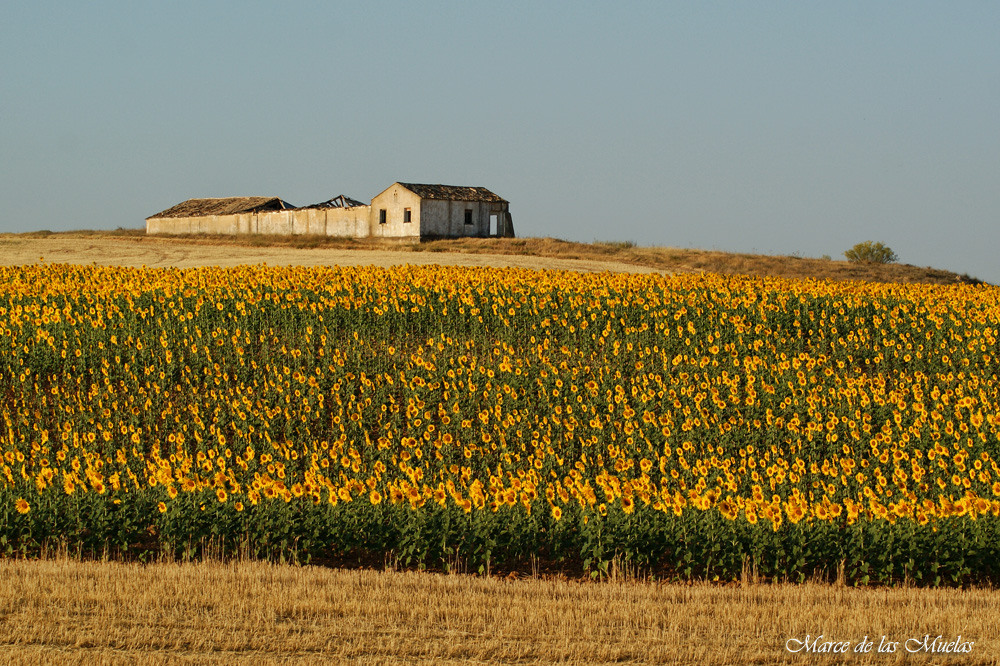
<box><xmin>464</xmin><ymin>209</ymin><xmax>473</xmax><ymax>225</ymax></box>
<box><xmin>379</xmin><ymin>209</ymin><xmax>387</xmax><ymax>225</ymax></box>
<box><xmin>403</xmin><ymin>208</ymin><xmax>412</xmax><ymax>223</ymax></box>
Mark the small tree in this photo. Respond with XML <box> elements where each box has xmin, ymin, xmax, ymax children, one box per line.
<box><xmin>844</xmin><ymin>241</ymin><xmax>898</xmax><ymax>264</ymax></box>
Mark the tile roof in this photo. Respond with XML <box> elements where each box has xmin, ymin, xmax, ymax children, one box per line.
<box><xmin>148</xmin><ymin>197</ymin><xmax>293</xmax><ymax>219</ymax></box>
<box><xmin>397</xmin><ymin>183</ymin><xmax>507</xmax><ymax>203</ymax></box>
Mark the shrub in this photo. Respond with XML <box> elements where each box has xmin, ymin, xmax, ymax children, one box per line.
<box><xmin>844</xmin><ymin>241</ymin><xmax>898</xmax><ymax>264</ymax></box>
<box><xmin>595</xmin><ymin>240</ymin><xmax>636</xmax><ymax>250</ymax></box>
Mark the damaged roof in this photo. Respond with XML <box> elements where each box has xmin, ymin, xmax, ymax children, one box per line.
<box><xmin>300</xmin><ymin>195</ymin><xmax>367</xmax><ymax>209</ymax></box>
<box><xmin>147</xmin><ymin>197</ymin><xmax>294</xmax><ymax>219</ymax></box>
<box><xmin>397</xmin><ymin>183</ymin><xmax>507</xmax><ymax>203</ymax></box>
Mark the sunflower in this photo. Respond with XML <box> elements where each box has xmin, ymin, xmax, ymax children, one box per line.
<box><xmin>718</xmin><ymin>499</ymin><xmax>737</xmax><ymax>521</ymax></box>
<box><xmin>157</xmin><ymin>501</ymin><xmax>167</xmax><ymax>513</ymax></box>
<box><xmin>15</xmin><ymin>498</ymin><xmax>30</xmax><ymax>514</ymax></box>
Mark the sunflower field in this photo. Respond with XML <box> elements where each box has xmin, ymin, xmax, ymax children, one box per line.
<box><xmin>2</xmin><ymin>263</ymin><xmax>1000</xmax><ymax>584</ymax></box>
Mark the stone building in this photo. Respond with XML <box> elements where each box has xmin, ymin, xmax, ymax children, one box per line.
<box><xmin>145</xmin><ymin>183</ymin><xmax>514</xmax><ymax>240</ymax></box>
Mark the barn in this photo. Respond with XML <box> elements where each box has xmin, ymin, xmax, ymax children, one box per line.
<box><xmin>145</xmin><ymin>183</ymin><xmax>514</xmax><ymax>240</ymax></box>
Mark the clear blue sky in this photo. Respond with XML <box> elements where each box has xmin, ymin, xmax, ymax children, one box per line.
<box><xmin>2</xmin><ymin>2</ymin><xmax>998</xmax><ymax>281</ymax></box>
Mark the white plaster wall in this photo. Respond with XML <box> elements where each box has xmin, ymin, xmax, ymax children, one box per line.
<box><xmin>148</xmin><ymin>207</ymin><xmax>374</xmax><ymax>238</ymax></box>
<box><xmin>146</xmin><ymin>215</ymin><xmax>243</xmax><ymax>235</ymax></box>
<box><xmin>369</xmin><ymin>185</ymin><xmax>422</xmax><ymax>239</ymax></box>
<box><xmin>324</xmin><ymin>206</ymin><xmax>371</xmax><ymax>238</ymax></box>
<box><xmin>255</xmin><ymin>211</ymin><xmax>293</xmax><ymax>235</ymax></box>
<box><xmin>258</xmin><ymin>208</ymin><xmax>372</xmax><ymax>236</ymax></box>
<box><xmin>145</xmin><ymin>217</ymin><xmax>179</xmax><ymax>234</ymax></box>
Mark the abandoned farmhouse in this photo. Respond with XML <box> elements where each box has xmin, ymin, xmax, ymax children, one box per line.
<box><xmin>146</xmin><ymin>182</ymin><xmax>515</xmax><ymax>240</ymax></box>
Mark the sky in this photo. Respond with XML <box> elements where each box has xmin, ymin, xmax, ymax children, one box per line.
<box><xmin>2</xmin><ymin>2</ymin><xmax>999</xmax><ymax>281</ymax></box>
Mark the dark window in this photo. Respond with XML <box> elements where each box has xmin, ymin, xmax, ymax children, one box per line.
<box><xmin>464</xmin><ymin>209</ymin><xmax>473</xmax><ymax>225</ymax></box>
<box><xmin>403</xmin><ymin>208</ymin><xmax>412</xmax><ymax>223</ymax></box>
<box><xmin>379</xmin><ymin>209</ymin><xmax>387</xmax><ymax>225</ymax></box>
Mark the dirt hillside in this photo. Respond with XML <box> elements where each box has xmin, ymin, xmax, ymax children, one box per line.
<box><xmin>0</xmin><ymin>230</ymin><xmax>986</xmax><ymax>285</ymax></box>
<box><xmin>0</xmin><ymin>232</ymin><xmax>661</xmax><ymax>274</ymax></box>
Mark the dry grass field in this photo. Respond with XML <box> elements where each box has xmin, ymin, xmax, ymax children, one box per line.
<box><xmin>0</xmin><ymin>231</ymin><xmax>661</xmax><ymax>275</ymax></box>
<box><xmin>0</xmin><ymin>229</ymin><xmax>985</xmax><ymax>284</ymax></box>
<box><xmin>1</xmin><ymin>557</ymin><xmax>997</xmax><ymax>665</ymax></box>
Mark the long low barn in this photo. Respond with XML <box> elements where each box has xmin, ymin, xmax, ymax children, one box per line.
<box><xmin>146</xmin><ymin>182</ymin><xmax>515</xmax><ymax>240</ymax></box>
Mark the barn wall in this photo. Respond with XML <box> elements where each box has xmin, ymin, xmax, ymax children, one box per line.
<box><xmin>257</xmin><ymin>208</ymin><xmax>372</xmax><ymax>236</ymax></box>
<box><xmin>146</xmin><ymin>186</ymin><xmax>509</xmax><ymax>240</ymax></box>
<box><xmin>323</xmin><ymin>206</ymin><xmax>371</xmax><ymax>237</ymax></box>
<box><xmin>147</xmin><ymin>207</ymin><xmax>374</xmax><ymax>237</ymax></box>
<box><xmin>254</xmin><ymin>211</ymin><xmax>294</xmax><ymax>235</ymax></box>
<box><xmin>146</xmin><ymin>215</ymin><xmax>244</xmax><ymax>235</ymax></box>
<box><xmin>420</xmin><ymin>200</ymin><xmax>489</xmax><ymax>237</ymax></box>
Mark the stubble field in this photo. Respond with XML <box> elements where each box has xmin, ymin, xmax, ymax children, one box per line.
<box><xmin>1</xmin><ymin>557</ymin><xmax>998</xmax><ymax>665</ymax></box>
